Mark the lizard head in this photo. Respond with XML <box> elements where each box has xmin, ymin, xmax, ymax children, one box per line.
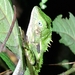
<box><xmin>26</xmin><ymin>6</ymin><xmax>52</xmax><ymax>58</ymax></box>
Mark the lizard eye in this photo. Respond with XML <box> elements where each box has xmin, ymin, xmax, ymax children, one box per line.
<box><xmin>38</xmin><ymin>21</ymin><xmax>42</xmax><ymax>26</ymax></box>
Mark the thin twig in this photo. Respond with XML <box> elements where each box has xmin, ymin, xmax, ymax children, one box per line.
<box><xmin>0</xmin><ymin>70</ymin><xmax>12</xmax><ymax>75</ymax></box>
<box><xmin>59</xmin><ymin>66</ymin><xmax>75</xmax><ymax>75</ymax></box>
<box><xmin>0</xmin><ymin>5</ymin><xmax>17</xmax><ymax>52</ymax></box>
<box><xmin>48</xmin><ymin>61</ymin><xmax>75</xmax><ymax>66</ymax></box>
<box><xmin>48</xmin><ymin>62</ymin><xmax>75</xmax><ymax>75</ymax></box>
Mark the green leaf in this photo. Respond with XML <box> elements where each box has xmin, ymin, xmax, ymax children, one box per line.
<box><xmin>24</xmin><ymin>67</ymin><xmax>30</xmax><ymax>75</ymax></box>
<box><xmin>52</xmin><ymin>12</ymin><xmax>75</xmax><ymax>54</ymax></box>
<box><xmin>0</xmin><ymin>0</ymin><xmax>25</xmax><ymax>72</ymax></box>
<box><xmin>0</xmin><ymin>52</ymin><xmax>15</xmax><ymax>71</ymax></box>
<box><xmin>59</xmin><ymin>60</ymin><xmax>70</xmax><ymax>69</ymax></box>
<box><xmin>0</xmin><ymin>0</ymin><xmax>22</xmax><ymax>57</ymax></box>
<box><xmin>39</xmin><ymin>0</ymin><xmax>48</xmax><ymax>9</ymax></box>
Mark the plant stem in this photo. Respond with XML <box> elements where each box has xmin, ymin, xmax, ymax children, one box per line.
<box><xmin>0</xmin><ymin>5</ymin><xmax>17</xmax><ymax>52</ymax></box>
<box><xmin>59</xmin><ymin>64</ymin><xmax>75</xmax><ymax>75</ymax></box>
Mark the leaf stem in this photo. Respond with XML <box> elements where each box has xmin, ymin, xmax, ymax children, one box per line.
<box><xmin>58</xmin><ymin>64</ymin><xmax>75</xmax><ymax>75</ymax></box>
<box><xmin>0</xmin><ymin>5</ymin><xmax>17</xmax><ymax>52</ymax></box>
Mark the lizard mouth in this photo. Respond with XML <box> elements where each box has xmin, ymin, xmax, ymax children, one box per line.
<box><xmin>35</xmin><ymin>28</ymin><xmax>41</xmax><ymax>34</ymax></box>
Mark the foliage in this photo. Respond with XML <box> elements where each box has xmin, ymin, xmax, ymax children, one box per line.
<box><xmin>0</xmin><ymin>0</ymin><xmax>75</xmax><ymax>75</ymax></box>
<box><xmin>39</xmin><ymin>0</ymin><xmax>48</xmax><ymax>9</ymax></box>
<box><xmin>52</xmin><ymin>13</ymin><xmax>75</xmax><ymax>75</ymax></box>
<box><xmin>0</xmin><ymin>0</ymin><xmax>24</xmax><ymax>73</ymax></box>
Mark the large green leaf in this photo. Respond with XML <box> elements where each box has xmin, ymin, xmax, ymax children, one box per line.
<box><xmin>0</xmin><ymin>0</ymin><xmax>22</xmax><ymax>57</ymax></box>
<box><xmin>0</xmin><ymin>0</ymin><xmax>25</xmax><ymax>72</ymax></box>
<box><xmin>52</xmin><ymin>13</ymin><xmax>75</xmax><ymax>54</ymax></box>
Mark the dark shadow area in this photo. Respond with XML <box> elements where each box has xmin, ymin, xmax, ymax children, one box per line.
<box><xmin>0</xmin><ymin>58</ymin><xmax>9</xmax><ymax>72</ymax></box>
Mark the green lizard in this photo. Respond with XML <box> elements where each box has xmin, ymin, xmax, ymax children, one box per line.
<box><xmin>22</xmin><ymin>6</ymin><xmax>52</xmax><ymax>75</ymax></box>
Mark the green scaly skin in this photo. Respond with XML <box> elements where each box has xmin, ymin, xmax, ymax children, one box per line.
<box><xmin>24</xmin><ymin>6</ymin><xmax>52</xmax><ymax>75</ymax></box>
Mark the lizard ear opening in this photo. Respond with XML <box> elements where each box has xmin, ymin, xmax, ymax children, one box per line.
<box><xmin>36</xmin><ymin>44</ymin><xmax>40</xmax><ymax>53</ymax></box>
